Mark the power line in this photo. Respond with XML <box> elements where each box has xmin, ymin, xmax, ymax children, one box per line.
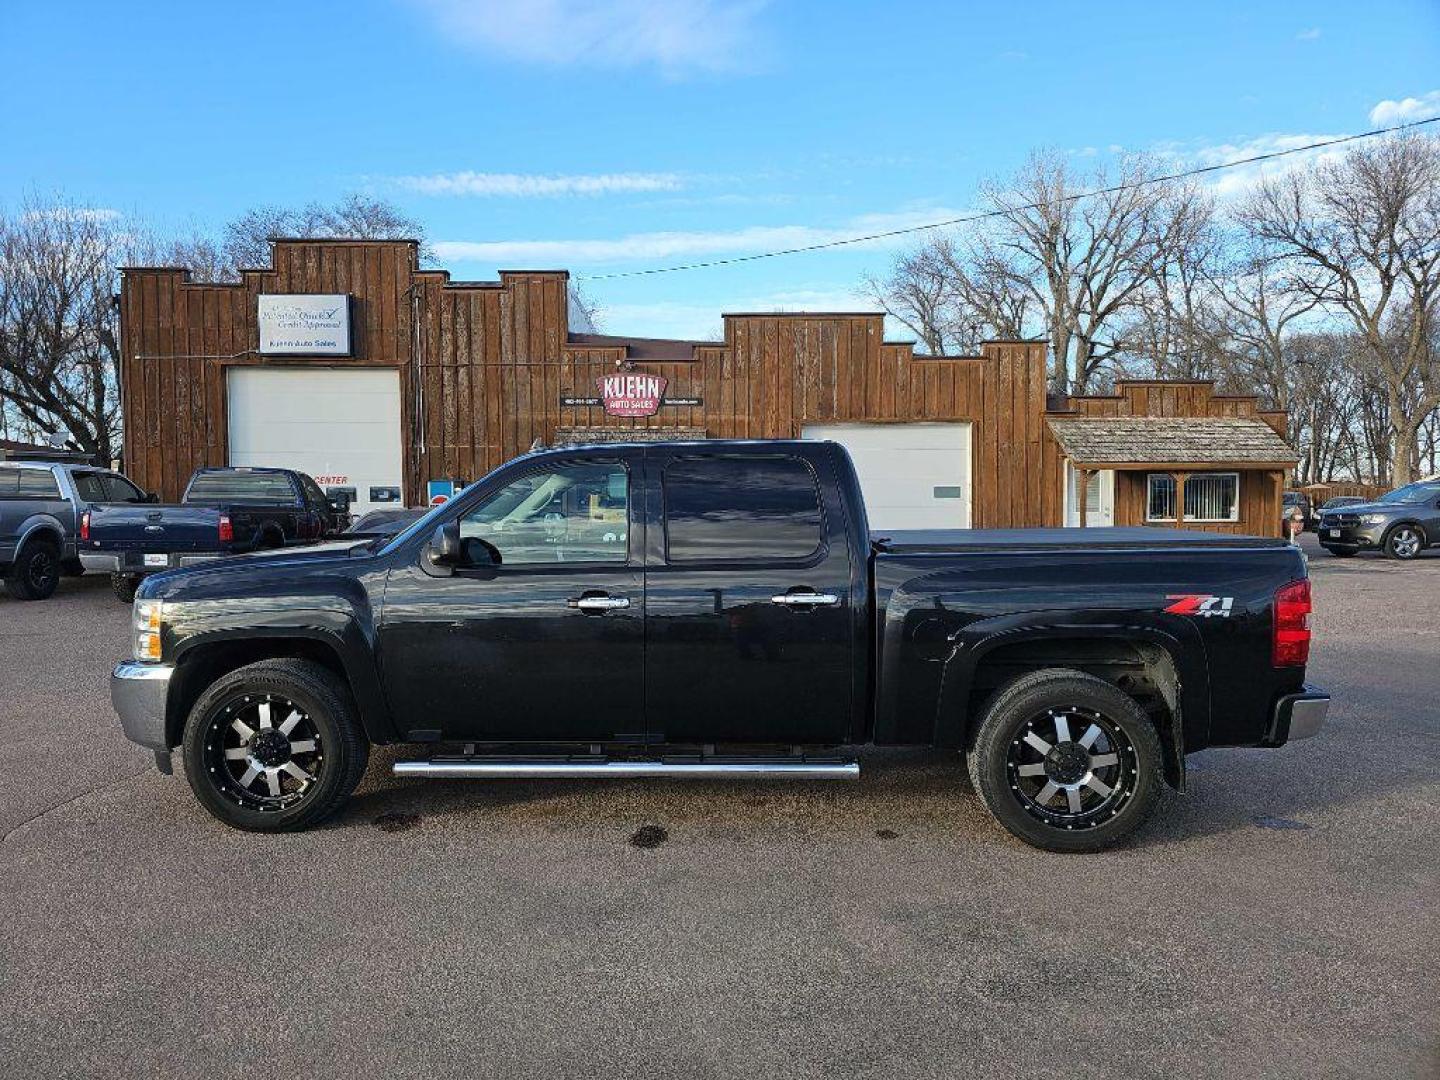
<box><xmin>580</xmin><ymin>115</ymin><xmax>1440</xmax><ymax>281</ymax></box>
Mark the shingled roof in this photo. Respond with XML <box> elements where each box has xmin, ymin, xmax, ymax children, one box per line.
<box><xmin>1046</xmin><ymin>416</ymin><xmax>1300</xmax><ymax>468</ymax></box>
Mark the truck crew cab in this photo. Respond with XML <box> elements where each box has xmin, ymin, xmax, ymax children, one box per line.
<box><xmin>110</xmin><ymin>440</ymin><xmax>1328</xmax><ymax>852</ymax></box>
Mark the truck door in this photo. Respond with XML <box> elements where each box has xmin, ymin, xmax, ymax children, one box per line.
<box><xmin>378</xmin><ymin>454</ymin><xmax>644</xmax><ymax>743</ymax></box>
<box><xmin>643</xmin><ymin>450</ymin><xmax>855</xmax><ymax>745</ymax></box>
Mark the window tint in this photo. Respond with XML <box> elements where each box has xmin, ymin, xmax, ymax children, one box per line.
<box><xmin>186</xmin><ymin>470</ymin><xmax>299</xmax><ymax>505</ymax></box>
<box><xmin>72</xmin><ymin>472</ymin><xmax>109</xmax><ymax>503</ymax></box>
<box><xmin>298</xmin><ymin>474</ymin><xmax>329</xmax><ymax>507</ymax></box>
<box><xmin>459</xmin><ymin>462</ymin><xmax>628</xmax><ymax>565</ymax></box>
<box><xmin>14</xmin><ymin>469</ymin><xmax>61</xmax><ymax>498</ymax></box>
<box><xmin>102</xmin><ymin>474</ymin><xmax>145</xmax><ymax>502</ymax></box>
<box><xmin>664</xmin><ymin>456</ymin><xmax>822</xmax><ymax>562</ymax></box>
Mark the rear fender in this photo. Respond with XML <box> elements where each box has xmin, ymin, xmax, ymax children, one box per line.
<box><xmin>936</xmin><ymin>613</ymin><xmax>1209</xmax><ymax>788</ymax></box>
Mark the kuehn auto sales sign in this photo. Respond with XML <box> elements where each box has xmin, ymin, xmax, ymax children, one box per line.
<box><xmin>258</xmin><ymin>294</ymin><xmax>352</xmax><ymax>356</ymax></box>
<box><xmin>597</xmin><ymin>373</ymin><xmax>668</xmax><ymax>417</ymax></box>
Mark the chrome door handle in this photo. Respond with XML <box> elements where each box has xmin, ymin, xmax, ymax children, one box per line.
<box><xmin>568</xmin><ymin>595</ymin><xmax>631</xmax><ymax>611</ymax></box>
<box><xmin>770</xmin><ymin>592</ymin><xmax>841</xmax><ymax>607</ymax></box>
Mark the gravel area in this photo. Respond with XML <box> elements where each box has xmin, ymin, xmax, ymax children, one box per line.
<box><xmin>1</xmin><ymin>535</ymin><xmax>1436</xmax><ymax>1079</ymax></box>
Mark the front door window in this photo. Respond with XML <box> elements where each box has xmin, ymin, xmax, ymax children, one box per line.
<box><xmin>459</xmin><ymin>462</ymin><xmax>629</xmax><ymax>565</ymax></box>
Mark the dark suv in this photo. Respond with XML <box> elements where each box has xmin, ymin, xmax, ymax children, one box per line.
<box><xmin>1318</xmin><ymin>480</ymin><xmax>1440</xmax><ymax>560</ymax></box>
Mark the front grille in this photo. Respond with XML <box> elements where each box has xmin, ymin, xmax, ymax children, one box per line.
<box><xmin>1321</xmin><ymin>514</ymin><xmax>1360</xmax><ymax>528</ymax></box>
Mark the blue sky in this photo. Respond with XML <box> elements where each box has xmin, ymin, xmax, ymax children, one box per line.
<box><xmin>3</xmin><ymin>0</ymin><xmax>1439</xmax><ymax>340</ymax></box>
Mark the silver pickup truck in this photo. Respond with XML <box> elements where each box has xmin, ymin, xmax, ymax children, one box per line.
<box><xmin>0</xmin><ymin>461</ymin><xmax>151</xmax><ymax>600</ymax></box>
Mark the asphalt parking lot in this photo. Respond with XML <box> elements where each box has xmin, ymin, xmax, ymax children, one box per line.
<box><xmin>2</xmin><ymin>534</ymin><xmax>1437</xmax><ymax>1080</ymax></box>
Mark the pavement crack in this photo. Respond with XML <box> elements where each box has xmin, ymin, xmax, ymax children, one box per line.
<box><xmin>1</xmin><ymin>768</ymin><xmax>151</xmax><ymax>845</ymax></box>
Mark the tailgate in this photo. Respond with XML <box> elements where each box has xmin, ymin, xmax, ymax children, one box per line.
<box><xmin>86</xmin><ymin>503</ymin><xmax>222</xmax><ymax>553</ymax></box>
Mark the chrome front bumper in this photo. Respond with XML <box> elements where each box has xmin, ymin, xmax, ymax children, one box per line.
<box><xmin>1272</xmin><ymin>687</ymin><xmax>1330</xmax><ymax>743</ymax></box>
<box><xmin>111</xmin><ymin>661</ymin><xmax>173</xmax><ymax>752</ymax></box>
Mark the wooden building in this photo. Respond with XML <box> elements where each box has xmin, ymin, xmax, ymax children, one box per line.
<box><xmin>119</xmin><ymin>238</ymin><xmax>1297</xmax><ymax>534</ymax></box>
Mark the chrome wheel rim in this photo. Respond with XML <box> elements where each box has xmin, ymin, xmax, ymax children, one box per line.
<box><xmin>1006</xmin><ymin>707</ymin><xmax>1138</xmax><ymax>830</ymax></box>
<box><xmin>1392</xmin><ymin>529</ymin><xmax>1420</xmax><ymax>558</ymax></box>
<box><xmin>204</xmin><ymin>694</ymin><xmax>324</xmax><ymax>811</ymax></box>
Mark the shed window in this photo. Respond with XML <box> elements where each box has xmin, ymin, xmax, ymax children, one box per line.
<box><xmin>1147</xmin><ymin>473</ymin><xmax>1239</xmax><ymax>523</ymax></box>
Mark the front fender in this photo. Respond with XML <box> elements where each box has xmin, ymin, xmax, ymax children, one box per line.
<box><xmin>165</xmin><ymin>594</ymin><xmax>396</xmax><ymax>744</ymax></box>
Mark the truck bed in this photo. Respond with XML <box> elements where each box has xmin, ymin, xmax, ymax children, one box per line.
<box><xmin>873</xmin><ymin>527</ymin><xmax>1293</xmax><ymax>554</ymax></box>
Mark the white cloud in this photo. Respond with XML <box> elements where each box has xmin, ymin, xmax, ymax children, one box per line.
<box><xmin>1296</xmin><ymin>27</ymin><xmax>1321</xmax><ymax>41</ymax></box>
<box><xmin>1155</xmin><ymin>132</ymin><xmax>1350</xmax><ymax>199</ymax></box>
<box><xmin>395</xmin><ymin>171</ymin><xmax>685</xmax><ymax>197</ymax></box>
<box><xmin>1369</xmin><ymin>90</ymin><xmax>1440</xmax><ymax>127</ymax></box>
<box><xmin>434</xmin><ymin>205</ymin><xmax>967</xmax><ymax>266</ymax></box>
<box><xmin>411</xmin><ymin>0</ymin><xmax>769</xmax><ymax>76</ymax></box>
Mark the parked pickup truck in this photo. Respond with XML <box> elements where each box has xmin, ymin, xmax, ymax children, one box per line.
<box><xmin>109</xmin><ymin>440</ymin><xmax>1328</xmax><ymax>851</ymax></box>
<box><xmin>0</xmin><ymin>460</ymin><xmax>153</xmax><ymax>600</ymax></box>
<box><xmin>83</xmin><ymin>466</ymin><xmax>349</xmax><ymax>602</ymax></box>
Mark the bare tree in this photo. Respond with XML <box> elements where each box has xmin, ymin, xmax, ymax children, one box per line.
<box><xmin>1241</xmin><ymin>135</ymin><xmax>1440</xmax><ymax>485</ymax></box>
<box><xmin>0</xmin><ymin>195</ymin><xmax>126</xmax><ymax>463</ymax></box>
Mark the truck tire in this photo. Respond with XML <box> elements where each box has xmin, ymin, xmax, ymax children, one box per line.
<box><xmin>4</xmin><ymin>538</ymin><xmax>61</xmax><ymax>601</ymax></box>
<box><xmin>111</xmin><ymin>573</ymin><xmax>141</xmax><ymax>603</ymax></box>
<box><xmin>180</xmin><ymin>658</ymin><xmax>370</xmax><ymax>832</ymax></box>
<box><xmin>966</xmin><ymin>668</ymin><xmax>1164</xmax><ymax>853</ymax></box>
<box><xmin>1382</xmin><ymin>524</ymin><xmax>1424</xmax><ymax>561</ymax></box>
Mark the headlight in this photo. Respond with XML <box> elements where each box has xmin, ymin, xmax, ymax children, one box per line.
<box><xmin>133</xmin><ymin>599</ymin><xmax>164</xmax><ymax>662</ymax></box>
<box><xmin>1360</xmin><ymin>514</ymin><xmax>1387</xmax><ymax>525</ymax></box>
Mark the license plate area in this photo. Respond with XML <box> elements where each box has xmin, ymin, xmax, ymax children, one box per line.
<box><xmin>143</xmin><ymin>553</ymin><xmax>169</xmax><ymax>567</ymax></box>
<box><xmin>1327</xmin><ymin>528</ymin><xmax>1341</xmax><ymax>538</ymax></box>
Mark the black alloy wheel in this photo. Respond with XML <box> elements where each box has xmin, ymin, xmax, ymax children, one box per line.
<box><xmin>181</xmin><ymin>659</ymin><xmax>369</xmax><ymax>831</ymax></box>
<box><xmin>967</xmin><ymin>668</ymin><xmax>1164</xmax><ymax>853</ymax></box>
<box><xmin>4</xmin><ymin>541</ymin><xmax>61</xmax><ymax>601</ymax></box>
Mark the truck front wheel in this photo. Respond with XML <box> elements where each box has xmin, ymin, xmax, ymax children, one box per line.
<box><xmin>966</xmin><ymin>668</ymin><xmax>1164</xmax><ymax>853</ymax></box>
<box><xmin>180</xmin><ymin>658</ymin><xmax>370</xmax><ymax>832</ymax></box>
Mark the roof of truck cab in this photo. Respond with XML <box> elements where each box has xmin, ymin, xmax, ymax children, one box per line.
<box><xmin>874</xmin><ymin>527</ymin><xmax>1293</xmax><ymax>553</ymax></box>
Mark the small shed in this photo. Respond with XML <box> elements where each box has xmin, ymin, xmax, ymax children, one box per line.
<box><xmin>1046</xmin><ymin>396</ymin><xmax>1300</xmax><ymax>536</ymax></box>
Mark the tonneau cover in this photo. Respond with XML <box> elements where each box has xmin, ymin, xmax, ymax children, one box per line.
<box><xmin>872</xmin><ymin>527</ymin><xmax>1291</xmax><ymax>553</ymax></box>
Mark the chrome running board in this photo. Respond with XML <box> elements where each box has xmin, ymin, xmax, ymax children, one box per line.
<box><xmin>392</xmin><ymin>757</ymin><xmax>859</xmax><ymax>780</ymax></box>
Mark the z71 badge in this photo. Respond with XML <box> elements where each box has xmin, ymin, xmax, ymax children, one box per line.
<box><xmin>1164</xmin><ymin>594</ymin><xmax>1234</xmax><ymax>617</ymax></box>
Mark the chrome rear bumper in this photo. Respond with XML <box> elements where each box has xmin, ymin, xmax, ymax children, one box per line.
<box><xmin>1272</xmin><ymin>687</ymin><xmax>1330</xmax><ymax>743</ymax></box>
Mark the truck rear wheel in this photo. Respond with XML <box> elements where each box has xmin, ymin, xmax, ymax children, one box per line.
<box><xmin>111</xmin><ymin>573</ymin><xmax>141</xmax><ymax>603</ymax></box>
<box><xmin>4</xmin><ymin>538</ymin><xmax>61</xmax><ymax>601</ymax></box>
<box><xmin>966</xmin><ymin>668</ymin><xmax>1163</xmax><ymax>853</ymax></box>
<box><xmin>180</xmin><ymin>658</ymin><xmax>369</xmax><ymax>832</ymax></box>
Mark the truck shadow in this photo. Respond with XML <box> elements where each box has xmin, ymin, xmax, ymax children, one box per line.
<box><xmin>329</xmin><ymin>719</ymin><xmax>1424</xmax><ymax>851</ymax></box>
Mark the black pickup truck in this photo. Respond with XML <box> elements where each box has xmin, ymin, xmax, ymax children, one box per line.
<box><xmin>109</xmin><ymin>440</ymin><xmax>1328</xmax><ymax>851</ymax></box>
<box><xmin>83</xmin><ymin>467</ymin><xmax>348</xmax><ymax>601</ymax></box>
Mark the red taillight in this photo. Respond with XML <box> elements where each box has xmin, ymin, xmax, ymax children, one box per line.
<box><xmin>218</xmin><ymin>513</ymin><xmax>234</xmax><ymax>543</ymax></box>
<box><xmin>80</xmin><ymin>510</ymin><xmax>90</xmax><ymax>542</ymax></box>
<box><xmin>1273</xmin><ymin>579</ymin><xmax>1312</xmax><ymax>668</ymax></box>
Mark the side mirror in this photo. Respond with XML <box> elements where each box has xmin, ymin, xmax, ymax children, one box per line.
<box><xmin>430</xmin><ymin>522</ymin><xmax>461</xmax><ymax>564</ymax></box>
<box><xmin>145</xmin><ymin>492</ymin><xmax>160</xmax><ymax>504</ymax></box>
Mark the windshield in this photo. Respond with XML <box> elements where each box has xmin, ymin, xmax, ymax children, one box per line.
<box><xmin>1377</xmin><ymin>482</ymin><xmax>1440</xmax><ymax>504</ymax></box>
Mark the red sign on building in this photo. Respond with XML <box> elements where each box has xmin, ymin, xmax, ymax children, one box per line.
<box><xmin>597</xmin><ymin>373</ymin><xmax>668</xmax><ymax>418</ymax></box>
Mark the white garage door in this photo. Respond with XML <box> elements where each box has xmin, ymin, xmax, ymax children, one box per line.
<box><xmin>801</xmin><ymin>422</ymin><xmax>971</xmax><ymax>530</ymax></box>
<box><xmin>227</xmin><ymin>368</ymin><xmax>404</xmax><ymax>516</ymax></box>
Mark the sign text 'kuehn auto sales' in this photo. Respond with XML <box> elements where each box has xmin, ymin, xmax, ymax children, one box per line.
<box><xmin>597</xmin><ymin>373</ymin><xmax>667</xmax><ymax>417</ymax></box>
<box><xmin>258</xmin><ymin>294</ymin><xmax>352</xmax><ymax>356</ymax></box>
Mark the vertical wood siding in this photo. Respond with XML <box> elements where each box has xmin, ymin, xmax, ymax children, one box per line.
<box><xmin>121</xmin><ymin>240</ymin><xmax>1287</xmax><ymax>537</ymax></box>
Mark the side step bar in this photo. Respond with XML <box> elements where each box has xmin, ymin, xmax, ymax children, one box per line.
<box><xmin>393</xmin><ymin>758</ymin><xmax>859</xmax><ymax>780</ymax></box>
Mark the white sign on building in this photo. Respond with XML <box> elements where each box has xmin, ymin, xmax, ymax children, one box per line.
<box><xmin>258</xmin><ymin>294</ymin><xmax>352</xmax><ymax>356</ymax></box>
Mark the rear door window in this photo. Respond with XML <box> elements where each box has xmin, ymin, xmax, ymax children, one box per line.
<box><xmin>186</xmin><ymin>471</ymin><xmax>300</xmax><ymax>505</ymax></box>
<box><xmin>663</xmin><ymin>456</ymin><xmax>823</xmax><ymax>562</ymax></box>
<box><xmin>14</xmin><ymin>469</ymin><xmax>61</xmax><ymax>498</ymax></box>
